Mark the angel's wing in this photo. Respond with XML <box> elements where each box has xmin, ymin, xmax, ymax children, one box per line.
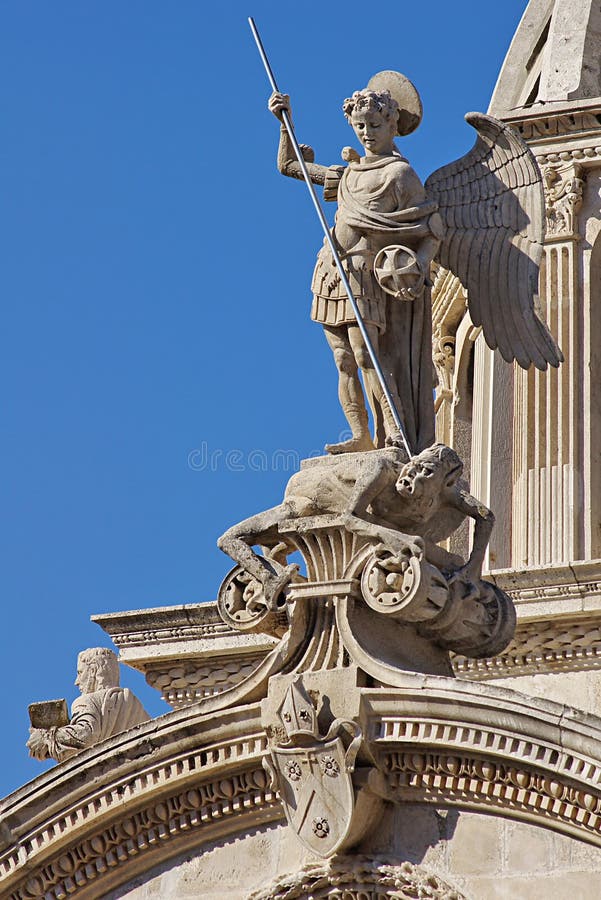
<box><xmin>424</xmin><ymin>113</ymin><xmax>562</xmax><ymax>370</ymax></box>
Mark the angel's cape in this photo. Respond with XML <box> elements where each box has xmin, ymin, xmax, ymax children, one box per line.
<box><xmin>313</xmin><ymin>156</ymin><xmax>438</xmax><ymax>452</ymax></box>
<box><xmin>379</xmin><ymin>279</ymin><xmax>436</xmax><ymax>453</ymax></box>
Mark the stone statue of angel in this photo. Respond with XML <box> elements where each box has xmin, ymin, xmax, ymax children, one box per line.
<box><xmin>269</xmin><ymin>70</ymin><xmax>562</xmax><ymax>455</ymax></box>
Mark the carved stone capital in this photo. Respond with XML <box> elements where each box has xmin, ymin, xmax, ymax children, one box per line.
<box><xmin>542</xmin><ymin>162</ymin><xmax>585</xmax><ymax>237</ymax></box>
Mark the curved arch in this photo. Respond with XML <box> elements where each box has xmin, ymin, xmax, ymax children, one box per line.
<box><xmin>0</xmin><ymin>704</ymin><xmax>283</xmax><ymax>900</ymax></box>
<box><xmin>4</xmin><ymin>677</ymin><xmax>601</xmax><ymax>897</ymax></box>
<box><xmin>360</xmin><ymin>673</ymin><xmax>601</xmax><ymax>846</ymax></box>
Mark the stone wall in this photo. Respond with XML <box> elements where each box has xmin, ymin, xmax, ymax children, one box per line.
<box><xmin>104</xmin><ymin>810</ymin><xmax>601</xmax><ymax>900</ymax></box>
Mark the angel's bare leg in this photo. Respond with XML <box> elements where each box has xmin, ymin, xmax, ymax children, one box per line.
<box><xmin>323</xmin><ymin>325</ymin><xmax>374</xmax><ymax>454</ymax></box>
<box><xmin>348</xmin><ymin>324</ymin><xmax>399</xmax><ymax>448</ymax></box>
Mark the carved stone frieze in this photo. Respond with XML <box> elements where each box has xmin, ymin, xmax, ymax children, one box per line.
<box><xmin>381</xmin><ymin>748</ymin><xmax>601</xmax><ymax>845</ymax></box>
<box><xmin>112</xmin><ymin>621</ymin><xmax>233</xmax><ymax>645</ymax></box>
<box><xmin>0</xmin><ymin>706</ymin><xmax>276</xmax><ymax>899</ymax></box>
<box><xmin>386</xmin><ymin>752</ymin><xmax>601</xmax><ymax>844</ymax></box>
<box><xmin>93</xmin><ymin>607</ymin><xmax>236</xmax><ymax>648</ymax></box>
<box><xmin>537</xmin><ymin>146</ymin><xmax>601</xmax><ymax>167</ymax></box>
<box><xmin>8</xmin><ymin>767</ymin><xmax>277</xmax><ymax>900</ymax></box>
<box><xmin>248</xmin><ymin>856</ymin><xmax>466</xmax><ymax>900</ymax></box>
<box><xmin>490</xmin><ymin>561</ymin><xmax>601</xmax><ymax>616</ymax></box>
<box><xmin>451</xmin><ymin>563</ymin><xmax>601</xmax><ymax>677</ymax></box>
<box><xmin>542</xmin><ymin>162</ymin><xmax>585</xmax><ymax>237</ymax></box>
<box><xmin>363</xmin><ymin>681</ymin><xmax>601</xmax><ymax>847</ymax></box>
<box><xmin>143</xmin><ymin>611</ymin><xmax>601</xmax><ymax>696</ymax></box>
<box><xmin>510</xmin><ymin>108</ymin><xmax>601</xmax><ymax>143</ymax></box>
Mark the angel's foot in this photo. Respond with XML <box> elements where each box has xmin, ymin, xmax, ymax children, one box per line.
<box><xmin>264</xmin><ymin>564</ymin><xmax>299</xmax><ymax>610</ymax></box>
<box><xmin>325</xmin><ymin>435</ymin><xmax>375</xmax><ymax>455</ymax></box>
<box><xmin>385</xmin><ymin>431</ymin><xmax>411</xmax><ymax>460</ymax></box>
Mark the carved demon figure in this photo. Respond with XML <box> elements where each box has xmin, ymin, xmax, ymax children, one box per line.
<box><xmin>218</xmin><ymin>443</ymin><xmax>492</xmax><ymax>610</ymax></box>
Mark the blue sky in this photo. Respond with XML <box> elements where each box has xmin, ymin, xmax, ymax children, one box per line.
<box><xmin>1</xmin><ymin>0</ymin><xmax>528</xmax><ymax>797</ymax></box>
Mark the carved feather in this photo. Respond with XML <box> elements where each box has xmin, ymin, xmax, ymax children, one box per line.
<box><xmin>425</xmin><ymin>112</ymin><xmax>563</xmax><ymax>370</ymax></box>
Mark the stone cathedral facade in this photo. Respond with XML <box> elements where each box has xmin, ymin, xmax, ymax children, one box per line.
<box><xmin>3</xmin><ymin>3</ymin><xmax>601</xmax><ymax>898</ymax></box>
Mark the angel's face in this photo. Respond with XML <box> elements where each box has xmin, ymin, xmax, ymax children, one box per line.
<box><xmin>350</xmin><ymin>108</ymin><xmax>396</xmax><ymax>156</ymax></box>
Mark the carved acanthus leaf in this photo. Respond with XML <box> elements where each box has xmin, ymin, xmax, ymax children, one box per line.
<box><xmin>542</xmin><ymin>163</ymin><xmax>585</xmax><ymax>237</ymax></box>
<box><xmin>248</xmin><ymin>856</ymin><xmax>466</xmax><ymax>900</ymax></box>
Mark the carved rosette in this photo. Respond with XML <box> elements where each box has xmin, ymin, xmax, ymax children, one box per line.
<box><xmin>217</xmin><ymin>566</ymin><xmax>289</xmax><ymax>638</ymax></box>
<box><xmin>361</xmin><ymin>549</ymin><xmax>515</xmax><ymax>657</ymax></box>
<box><xmin>361</xmin><ymin>550</ymin><xmax>448</xmax><ymax>621</ymax></box>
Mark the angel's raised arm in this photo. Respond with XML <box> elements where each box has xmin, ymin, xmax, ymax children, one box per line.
<box><xmin>269</xmin><ymin>92</ymin><xmax>332</xmax><ymax>187</ymax></box>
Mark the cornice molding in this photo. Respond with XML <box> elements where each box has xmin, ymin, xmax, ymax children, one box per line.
<box><xmin>451</xmin><ymin>563</ymin><xmax>601</xmax><ymax>678</ymax></box>
<box><xmin>489</xmin><ymin>561</ymin><xmax>601</xmax><ymax>617</ymax></box>
<box><xmin>94</xmin><ymin>565</ymin><xmax>601</xmax><ymax>699</ymax></box>
<box><xmin>499</xmin><ymin>103</ymin><xmax>601</xmax><ymax>148</ymax></box>
<box><xmin>146</xmin><ymin>652</ymin><xmax>268</xmax><ymax>706</ymax></box>
<box><xmin>453</xmin><ymin>614</ymin><xmax>601</xmax><ymax>679</ymax></box>
<box><xmin>362</xmin><ymin>679</ymin><xmax>601</xmax><ymax>847</ymax></box>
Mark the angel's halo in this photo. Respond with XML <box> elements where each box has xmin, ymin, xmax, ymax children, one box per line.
<box><xmin>366</xmin><ymin>70</ymin><xmax>423</xmax><ymax>136</ymax></box>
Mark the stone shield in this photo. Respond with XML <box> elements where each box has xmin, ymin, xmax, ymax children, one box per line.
<box><xmin>272</xmin><ymin>736</ymin><xmax>354</xmax><ymax>857</ymax></box>
<box><xmin>373</xmin><ymin>244</ymin><xmax>425</xmax><ymax>300</ymax></box>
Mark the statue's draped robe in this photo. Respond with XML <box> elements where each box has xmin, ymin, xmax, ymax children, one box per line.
<box><xmin>47</xmin><ymin>688</ymin><xmax>149</xmax><ymax>762</ymax></box>
<box><xmin>311</xmin><ymin>154</ymin><xmax>438</xmax><ymax>452</ymax></box>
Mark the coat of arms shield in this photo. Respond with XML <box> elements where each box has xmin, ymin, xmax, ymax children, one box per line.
<box><xmin>272</xmin><ymin>734</ymin><xmax>354</xmax><ymax>857</ymax></box>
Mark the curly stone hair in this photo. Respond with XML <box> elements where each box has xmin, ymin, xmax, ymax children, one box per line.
<box><xmin>342</xmin><ymin>89</ymin><xmax>399</xmax><ymax>124</ymax></box>
<box><xmin>78</xmin><ymin>647</ymin><xmax>120</xmax><ymax>690</ymax></box>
